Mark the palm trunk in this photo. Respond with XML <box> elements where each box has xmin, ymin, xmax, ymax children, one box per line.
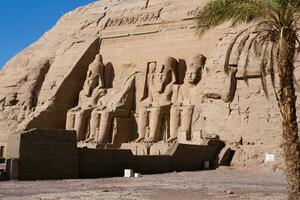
<box><xmin>278</xmin><ymin>27</ymin><xmax>300</xmax><ymax>200</ymax></box>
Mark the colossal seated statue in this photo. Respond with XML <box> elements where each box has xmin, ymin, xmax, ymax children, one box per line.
<box><xmin>66</xmin><ymin>54</ymin><xmax>107</xmax><ymax>141</ymax></box>
<box><xmin>168</xmin><ymin>54</ymin><xmax>206</xmax><ymax>143</ymax></box>
<box><xmin>87</xmin><ymin>74</ymin><xmax>136</xmax><ymax>144</ymax></box>
<box><xmin>135</xmin><ymin>57</ymin><xmax>178</xmax><ymax>143</ymax></box>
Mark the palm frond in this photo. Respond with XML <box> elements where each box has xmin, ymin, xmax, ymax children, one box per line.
<box><xmin>242</xmin><ymin>33</ymin><xmax>261</xmax><ymax>82</ymax></box>
<box><xmin>268</xmin><ymin>43</ymin><xmax>284</xmax><ymax>117</ymax></box>
<box><xmin>253</xmin><ymin>39</ymin><xmax>263</xmax><ymax>56</ymax></box>
<box><xmin>260</xmin><ymin>42</ymin><xmax>269</xmax><ymax>98</ymax></box>
<box><xmin>195</xmin><ymin>0</ymin><xmax>279</xmax><ymax>35</ymax></box>
<box><xmin>224</xmin><ymin>27</ymin><xmax>252</xmax><ymax>74</ymax></box>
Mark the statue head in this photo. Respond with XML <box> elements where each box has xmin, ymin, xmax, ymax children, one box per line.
<box><xmin>82</xmin><ymin>54</ymin><xmax>105</xmax><ymax>96</ymax></box>
<box><xmin>88</xmin><ymin>54</ymin><xmax>104</xmax><ymax>75</ymax></box>
<box><xmin>148</xmin><ymin>62</ymin><xmax>156</xmax><ymax>74</ymax></box>
<box><xmin>154</xmin><ymin>57</ymin><xmax>177</xmax><ymax>93</ymax></box>
<box><xmin>185</xmin><ymin>54</ymin><xmax>206</xmax><ymax>85</ymax></box>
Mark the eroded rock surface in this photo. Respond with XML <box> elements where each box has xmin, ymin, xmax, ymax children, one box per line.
<box><xmin>0</xmin><ymin>0</ymin><xmax>297</xmax><ymax>168</ymax></box>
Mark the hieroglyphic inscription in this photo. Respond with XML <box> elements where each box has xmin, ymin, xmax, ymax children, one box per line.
<box><xmin>105</xmin><ymin>11</ymin><xmax>161</xmax><ymax>28</ymax></box>
<box><xmin>187</xmin><ymin>6</ymin><xmax>200</xmax><ymax>17</ymax></box>
<box><xmin>144</xmin><ymin>0</ymin><xmax>150</xmax><ymax>9</ymax></box>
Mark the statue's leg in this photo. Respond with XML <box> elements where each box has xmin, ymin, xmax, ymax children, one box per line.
<box><xmin>66</xmin><ymin>112</ymin><xmax>75</xmax><ymax>130</ymax></box>
<box><xmin>145</xmin><ymin>107</ymin><xmax>162</xmax><ymax>143</ymax></box>
<box><xmin>89</xmin><ymin>110</ymin><xmax>100</xmax><ymax>141</ymax></box>
<box><xmin>74</xmin><ymin>110</ymin><xmax>87</xmax><ymax>141</ymax></box>
<box><xmin>181</xmin><ymin>106</ymin><xmax>194</xmax><ymax>141</ymax></box>
<box><xmin>97</xmin><ymin>111</ymin><xmax>113</xmax><ymax>143</ymax></box>
<box><xmin>168</xmin><ymin>107</ymin><xmax>180</xmax><ymax>143</ymax></box>
<box><xmin>136</xmin><ymin>108</ymin><xmax>148</xmax><ymax>142</ymax></box>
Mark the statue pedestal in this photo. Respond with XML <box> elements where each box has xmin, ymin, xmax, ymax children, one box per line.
<box><xmin>120</xmin><ymin>143</ymin><xmax>152</xmax><ymax>155</ymax></box>
<box><xmin>120</xmin><ymin>142</ymin><xmax>178</xmax><ymax>156</ymax></box>
<box><xmin>178</xmin><ymin>130</ymin><xmax>219</xmax><ymax>145</ymax></box>
<box><xmin>77</xmin><ymin>142</ymin><xmax>119</xmax><ymax>149</ymax></box>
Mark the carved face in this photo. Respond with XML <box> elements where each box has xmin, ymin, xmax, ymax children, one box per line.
<box><xmin>185</xmin><ymin>54</ymin><xmax>206</xmax><ymax>85</ymax></box>
<box><xmin>148</xmin><ymin>62</ymin><xmax>156</xmax><ymax>74</ymax></box>
<box><xmin>82</xmin><ymin>75</ymin><xmax>93</xmax><ymax>96</ymax></box>
<box><xmin>81</xmin><ymin>54</ymin><xmax>105</xmax><ymax>97</ymax></box>
<box><xmin>185</xmin><ymin>64</ymin><xmax>201</xmax><ymax>85</ymax></box>
<box><xmin>154</xmin><ymin>65</ymin><xmax>172</xmax><ymax>93</ymax></box>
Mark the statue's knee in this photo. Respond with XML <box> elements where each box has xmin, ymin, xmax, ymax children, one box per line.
<box><xmin>101</xmin><ymin>112</ymin><xmax>111</xmax><ymax>119</ymax></box>
<box><xmin>67</xmin><ymin>112</ymin><xmax>74</xmax><ymax>119</ymax></box>
<box><xmin>170</xmin><ymin>108</ymin><xmax>178</xmax><ymax>114</ymax></box>
<box><xmin>152</xmin><ymin>109</ymin><xmax>161</xmax><ymax>115</ymax></box>
<box><xmin>139</xmin><ymin>109</ymin><xmax>147</xmax><ymax>117</ymax></box>
<box><xmin>91</xmin><ymin>111</ymin><xmax>99</xmax><ymax>119</ymax></box>
<box><xmin>77</xmin><ymin>111</ymin><xmax>86</xmax><ymax>118</ymax></box>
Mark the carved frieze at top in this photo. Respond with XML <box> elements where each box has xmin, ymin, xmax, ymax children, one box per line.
<box><xmin>186</xmin><ymin>6</ymin><xmax>200</xmax><ymax>17</ymax></box>
<box><xmin>104</xmin><ymin>9</ymin><xmax>162</xmax><ymax>28</ymax></box>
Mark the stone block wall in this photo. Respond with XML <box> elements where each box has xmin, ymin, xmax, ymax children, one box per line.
<box><xmin>4</xmin><ymin>128</ymin><xmax>224</xmax><ymax>180</ymax></box>
<box><xmin>78</xmin><ymin>148</ymin><xmax>135</xmax><ymax>178</ymax></box>
<box><xmin>79</xmin><ymin>141</ymin><xmax>224</xmax><ymax>178</ymax></box>
<box><xmin>6</xmin><ymin>129</ymin><xmax>78</xmax><ymax>180</ymax></box>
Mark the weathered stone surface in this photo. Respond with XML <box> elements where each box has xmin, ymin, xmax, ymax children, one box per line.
<box><xmin>0</xmin><ymin>0</ymin><xmax>296</xmax><ymax>168</ymax></box>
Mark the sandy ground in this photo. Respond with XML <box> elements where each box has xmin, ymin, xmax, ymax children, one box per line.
<box><xmin>0</xmin><ymin>168</ymin><xmax>287</xmax><ymax>200</ymax></box>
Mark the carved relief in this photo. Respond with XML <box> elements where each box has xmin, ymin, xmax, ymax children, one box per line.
<box><xmin>187</xmin><ymin>6</ymin><xmax>200</xmax><ymax>17</ymax></box>
<box><xmin>105</xmin><ymin>10</ymin><xmax>161</xmax><ymax>28</ymax></box>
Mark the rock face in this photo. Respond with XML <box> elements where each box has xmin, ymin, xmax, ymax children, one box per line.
<box><xmin>0</xmin><ymin>0</ymin><xmax>297</xmax><ymax>168</ymax></box>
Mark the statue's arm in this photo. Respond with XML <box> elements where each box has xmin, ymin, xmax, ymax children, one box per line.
<box><xmin>90</xmin><ymin>88</ymin><xmax>107</xmax><ymax>106</ymax></box>
<box><xmin>171</xmin><ymin>85</ymin><xmax>181</xmax><ymax>105</ymax></box>
<box><xmin>69</xmin><ymin>92</ymin><xmax>83</xmax><ymax>111</ymax></box>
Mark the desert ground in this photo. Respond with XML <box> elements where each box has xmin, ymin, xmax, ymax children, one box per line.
<box><xmin>0</xmin><ymin>167</ymin><xmax>287</xmax><ymax>200</ymax></box>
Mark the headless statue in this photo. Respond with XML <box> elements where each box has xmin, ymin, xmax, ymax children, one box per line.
<box><xmin>168</xmin><ymin>54</ymin><xmax>206</xmax><ymax>143</ymax></box>
<box><xmin>66</xmin><ymin>54</ymin><xmax>107</xmax><ymax>141</ymax></box>
<box><xmin>135</xmin><ymin>57</ymin><xmax>177</xmax><ymax>143</ymax></box>
<box><xmin>87</xmin><ymin>75</ymin><xmax>136</xmax><ymax>144</ymax></box>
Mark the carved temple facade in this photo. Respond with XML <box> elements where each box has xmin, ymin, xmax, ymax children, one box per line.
<box><xmin>1</xmin><ymin>0</ymin><xmax>298</xmax><ymax>168</ymax></box>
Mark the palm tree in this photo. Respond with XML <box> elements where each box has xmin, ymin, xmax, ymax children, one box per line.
<box><xmin>195</xmin><ymin>0</ymin><xmax>300</xmax><ymax>199</ymax></box>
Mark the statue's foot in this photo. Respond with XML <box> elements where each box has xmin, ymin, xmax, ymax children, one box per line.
<box><xmin>85</xmin><ymin>137</ymin><xmax>94</xmax><ymax>143</ymax></box>
<box><xmin>166</xmin><ymin>137</ymin><xmax>178</xmax><ymax>144</ymax></box>
<box><xmin>133</xmin><ymin>137</ymin><xmax>145</xmax><ymax>143</ymax></box>
<box><xmin>93</xmin><ymin>139</ymin><xmax>105</xmax><ymax>144</ymax></box>
<box><xmin>143</xmin><ymin>137</ymin><xmax>155</xmax><ymax>143</ymax></box>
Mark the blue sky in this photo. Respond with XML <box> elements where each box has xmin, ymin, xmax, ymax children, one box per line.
<box><xmin>0</xmin><ymin>0</ymin><xmax>96</xmax><ymax>69</ymax></box>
